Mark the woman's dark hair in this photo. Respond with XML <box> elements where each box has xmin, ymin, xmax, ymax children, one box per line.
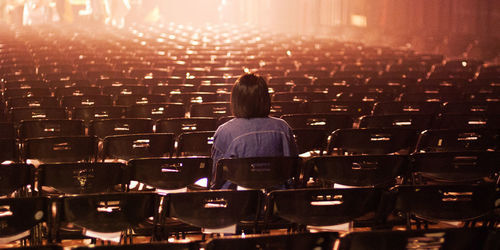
<box><xmin>231</xmin><ymin>73</ymin><xmax>271</xmax><ymax>118</ymax></box>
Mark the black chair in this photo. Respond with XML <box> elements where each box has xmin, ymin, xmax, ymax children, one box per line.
<box><xmin>371</xmin><ymin>101</ymin><xmax>442</xmax><ymax>115</ymax></box>
<box><xmin>115</xmin><ymin>94</ymin><xmax>168</xmax><ymax>106</ymax></box>
<box><xmin>9</xmin><ymin>107</ymin><xmax>67</xmax><ymax>124</ymax></box>
<box><xmin>433</xmin><ymin>114</ymin><xmax>500</xmax><ymax>129</ymax></box>
<box><xmin>164</xmin><ymin>190</ymin><xmax>261</xmax><ymax>234</ymax></box>
<box><xmin>102</xmin><ymin>133</ymin><xmax>175</xmax><ymax>161</ymax></box>
<box><xmin>305</xmin><ymin>101</ymin><xmax>373</xmax><ymax>118</ymax></box>
<box><xmin>358</xmin><ymin>114</ymin><xmax>434</xmax><ymax>130</ymax></box>
<box><xmin>0</xmin><ymin>122</ymin><xmax>16</xmax><ymax>139</ymax></box>
<box><xmin>395</xmin><ymin>184</ymin><xmax>497</xmax><ymax>229</ymax></box>
<box><xmin>441</xmin><ymin>101</ymin><xmax>500</xmax><ymax>115</ymax></box>
<box><xmin>306</xmin><ymin>155</ymin><xmax>408</xmax><ymax>187</ymax></box>
<box><xmin>6</xmin><ymin>96</ymin><xmax>59</xmax><ymax>109</ymax></box>
<box><xmin>338</xmin><ymin>228</ymin><xmax>500</xmax><ymax>250</ymax></box>
<box><xmin>292</xmin><ymin>128</ymin><xmax>330</xmax><ymax>154</ymax></box>
<box><xmin>327</xmin><ymin>128</ymin><xmax>419</xmax><ymax>155</ymax></box>
<box><xmin>156</xmin><ymin>117</ymin><xmax>217</xmax><ymax>138</ymax></box>
<box><xmin>213</xmin><ymin>157</ymin><xmax>301</xmax><ymax>190</ymax></box>
<box><xmin>72</xmin><ymin>106</ymin><xmax>127</xmax><ymax>125</ymax></box>
<box><xmin>89</xmin><ymin>118</ymin><xmax>154</xmax><ymax>139</ymax></box>
<box><xmin>176</xmin><ymin>131</ymin><xmax>215</xmax><ymax>157</ymax></box>
<box><xmin>38</xmin><ymin>162</ymin><xmax>126</xmax><ymax>194</ymax></box>
<box><xmin>281</xmin><ymin>113</ymin><xmax>353</xmax><ymax>132</ymax></box>
<box><xmin>126</xmin><ymin>103</ymin><xmax>185</xmax><ymax>120</ymax></box>
<box><xmin>128</xmin><ymin>157</ymin><xmax>212</xmax><ymax>191</ymax></box>
<box><xmin>57</xmin><ymin>192</ymin><xmax>158</xmax><ymax>243</ymax></box>
<box><xmin>0</xmin><ymin>138</ymin><xmax>17</xmax><ymax>163</ymax></box>
<box><xmin>22</xmin><ymin>136</ymin><xmax>98</xmax><ymax>164</ymax></box>
<box><xmin>0</xmin><ymin>163</ymin><xmax>34</xmax><ymax>196</ymax></box>
<box><xmin>72</xmin><ymin>242</ymin><xmax>199</xmax><ymax>250</ymax></box>
<box><xmin>266</xmin><ymin>188</ymin><xmax>384</xmax><ymax>230</ymax></box>
<box><xmin>409</xmin><ymin>151</ymin><xmax>500</xmax><ymax>184</ymax></box>
<box><xmin>61</xmin><ymin>95</ymin><xmax>113</xmax><ymax>109</ymax></box>
<box><xmin>205</xmin><ymin>232</ymin><xmax>338</xmax><ymax>250</ymax></box>
<box><xmin>102</xmin><ymin>85</ymin><xmax>149</xmax><ymax>97</ymax></box>
<box><xmin>18</xmin><ymin>120</ymin><xmax>85</xmax><ymax>140</ymax></box>
<box><xmin>4</xmin><ymin>88</ymin><xmax>52</xmax><ymax>99</ymax></box>
<box><xmin>414</xmin><ymin>128</ymin><xmax>500</xmax><ymax>153</ymax></box>
<box><xmin>54</xmin><ymin>86</ymin><xmax>101</xmax><ymax>98</ymax></box>
<box><xmin>269</xmin><ymin>101</ymin><xmax>304</xmax><ymax>117</ymax></box>
<box><xmin>189</xmin><ymin>102</ymin><xmax>231</xmax><ymax>118</ymax></box>
<box><xmin>0</xmin><ymin>197</ymin><xmax>48</xmax><ymax>245</ymax></box>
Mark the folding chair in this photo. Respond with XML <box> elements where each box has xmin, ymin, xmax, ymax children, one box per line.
<box><xmin>175</xmin><ymin>131</ymin><xmax>214</xmax><ymax>157</ymax></box>
<box><xmin>269</xmin><ymin>101</ymin><xmax>304</xmax><ymax>117</ymax></box>
<box><xmin>305</xmin><ymin>101</ymin><xmax>373</xmax><ymax>118</ymax></box>
<box><xmin>22</xmin><ymin>136</ymin><xmax>98</xmax><ymax>164</ymax></box>
<box><xmin>6</xmin><ymin>97</ymin><xmax>59</xmax><ymax>109</ymax></box>
<box><xmin>292</xmin><ymin>128</ymin><xmax>330</xmax><ymax>155</ymax></box>
<box><xmin>327</xmin><ymin>128</ymin><xmax>419</xmax><ymax>155</ymax></box>
<box><xmin>205</xmin><ymin>232</ymin><xmax>338</xmax><ymax>250</ymax></box>
<box><xmin>102</xmin><ymin>133</ymin><xmax>175</xmax><ymax>161</ymax></box>
<box><xmin>155</xmin><ymin>118</ymin><xmax>217</xmax><ymax>138</ymax></box>
<box><xmin>54</xmin><ymin>86</ymin><xmax>101</xmax><ymax>98</ymax></box>
<box><xmin>115</xmin><ymin>94</ymin><xmax>168</xmax><ymax>106</ymax></box>
<box><xmin>126</xmin><ymin>103</ymin><xmax>185</xmax><ymax>120</ymax></box>
<box><xmin>72</xmin><ymin>106</ymin><xmax>126</xmax><ymax>125</ymax></box>
<box><xmin>358</xmin><ymin>114</ymin><xmax>434</xmax><ymax>130</ymax></box>
<box><xmin>213</xmin><ymin>157</ymin><xmax>301</xmax><ymax>190</ymax></box>
<box><xmin>18</xmin><ymin>120</ymin><xmax>85</xmax><ymax>140</ymax></box>
<box><xmin>415</xmin><ymin>128</ymin><xmax>500</xmax><ymax>153</ymax></box>
<box><xmin>371</xmin><ymin>101</ymin><xmax>442</xmax><ymax>115</ymax></box>
<box><xmin>281</xmin><ymin>113</ymin><xmax>353</xmax><ymax>132</ymax></box>
<box><xmin>9</xmin><ymin>107</ymin><xmax>67</xmax><ymax>124</ymax></box>
<box><xmin>433</xmin><ymin>114</ymin><xmax>500</xmax><ymax>129</ymax></box>
<box><xmin>89</xmin><ymin>118</ymin><xmax>154</xmax><ymax>139</ymax></box>
<box><xmin>0</xmin><ymin>163</ymin><xmax>34</xmax><ymax>197</ymax></box>
<box><xmin>441</xmin><ymin>101</ymin><xmax>500</xmax><ymax>115</ymax></box>
<box><xmin>61</xmin><ymin>95</ymin><xmax>113</xmax><ymax>109</ymax></box>
<box><xmin>306</xmin><ymin>155</ymin><xmax>408</xmax><ymax>187</ymax></box>
<box><xmin>189</xmin><ymin>102</ymin><xmax>231</xmax><ymax>118</ymax></box>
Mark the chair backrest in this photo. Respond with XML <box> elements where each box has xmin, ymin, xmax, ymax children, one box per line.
<box><xmin>327</xmin><ymin>128</ymin><xmax>419</xmax><ymax>155</ymax></box>
<box><xmin>19</xmin><ymin>119</ymin><xmax>85</xmax><ymax>140</ymax></box>
<box><xmin>6</xmin><ymin>96</ymin><xmax>59</xmax><ymax>109</ymax></box>
<box><xmin>358</xmin><ymin>114</ymin><xmax>434</xmax><ymax>130</ymax></box>
<box><xmin>206</xmin><ymin>232</ymin><xmax>339</xmax><ymax>250</ymax></box>
<box><xmin>10</xmin><ymin>107</ymin><xmax>67</xmax><ymax>124</ymax></box>
<box><xmin>72</xmin><ymin>106</ymin><xmax>126</xmax><ymax>124</ymax></box>
<box><xmin>102</xmin><ymin>133</ymin><xmax>175</xmax><ymax>161</ymax></box>
<box><xmin>176</xmin><ymin>131</ymin><xmax>215</xmax><ymax>157</ymax></box>
<box><xmin>338</xmin><ymin>228</ymin><xmax>500</xmax><ymax>250</ymax></box>
<box><xmin>281</xmin><ymin>113</ymin><xmax>353</xmax><ymax>132</ymax></box>
<box><xmin>0</xmin><ymin>164</ymin><xmax>34</xmax><ymax>196</ymax></box>
<box><xmin>38</xmin><ymin>163</ymin><xmax>126</xmax><ymax>194</ymax></box>
<box><xmin>395</xmin><ymin>184</ymin><xmax>496</xmax><ymax>223</ymax></box>
<box><xmin>126</xmin><ymin>103</ymin><xmax>185</xmax><ymax>120</ymax></box>
<box><xmin>166</xmin><ymin>190</ymin><xmax>261</xmax><ymax>229</ymax></box>
<box><xmin>292</xmin><ymin>128</ymin><xmax>330</xmax><ymax>154</ymax></box>
<box><xmin>306</xmin><ymin>155</ymin><xmax>408</xmax><ymax>187</ymax></box>
<box><xmin>409</xmin><ymin>151</ymin><xmax>500</xmax><ymax>184</ymax></box>
<box><xmin>0</xmin><ymin>138</ymin><xmax>17</xmax><ymax>163</ymax></box>
<box><xmin>61</xmin><ymin>192</ymin><xmax>157</xmax><ymax>233</ymax></box>
<box><xmin>115</xmin><ymin>94</ymin><xmax>168</xmax><ymax>106</ymax></box>
<box><xmin>269</xmin><ymin>101</ymin><xmax>304</xmax><ymax>117</ymax></box>
<box><xmin>267</xmin><ymin>188</ymin><xmax>383</xmax><ymax>227</ymax></box>
<box><xmin>0</xmin><ymin>197</ymin><xmax>48</xmax><ymax>241</ymax></box>
<box><xmin>60</xmin><ymin>95</ymin><xmax>113</xmax><ymax>109</ymax></box>
<box><xmin>89</xmin><ymin>118</ymin><xmax>154</xmax><ymax>139</ymax></box>
<box><xmin>371</xmin><ymin>101</ymin><xmax>442</xmax><ymax>115</ymax></box>
<box><xmin>214</xmin><ymin>156</ymin><xmax>301</xmax><ymax>190</ymax></box>
<box><xmin>189</xmin><ymin>102</ymin><xmax>231</xmax><ymax>118</ymax></box>
<box><xmin>128</xmin><ymin>157</ymin><xmax>211</xmax><ymax>190</ymax></box>
<box><xmin>441</xmin><ymin>101</ymin><xmax>500</xmax><ymax>115</ymax></box>
<box><xmin>156</xmin><ymin>118</ymin><xmax>217</xmax><ymax>139</ymax></box>
<box><xmin>415</xmin><ymin>128</ymin><xmax>500</xmax><ymax>153</ymax></box>
<box><xmin>0</xmin><ymin>122</ymin><xmax>15</xmax><ymax>139</ymax></box>
<box><xmin>305</xmin><ymin>101</ymin><xmax>373</xmax><ymax>118</ymax></box>
<box><xmin>23</xmin><ymin>136</ymin><xmax>98</xmax><ymax>163</ymax></box>
<box><xmin>433</xmin><ymin>114</ymin><xmax>500</xmax><ymax>129</ymax></box>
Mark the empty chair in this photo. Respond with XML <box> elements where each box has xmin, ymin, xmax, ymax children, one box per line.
<box><xmin>0</xmin><ymin>163</ymin><xmax>34</xmax><ymax>196</ymax></box>
<box><xmin>189</xmin><ymin>102</ymin><xmax>231</xmax><ymax>118</ymax></box>
<box><xmin>197</xmin><ymin>84</ymin><xmax>233</xmax><ymax>93</ymax></box>
<box><xmin>89</xmin><ymin>118</ymin><xmax>154</xmax><ymax>139</ymax></box>
<box><xmin>266</xmin><ymin>188</ymin><xmax>384</xmax><ymax>230</ymax></box>
<box><xmin>272</xmin><ymin>92</ymin><xmax>329</xmax><ymax>102</ymax></box>
<box><xmin>128</xmin><ymin>157</ymin><xmax>211</xmax><ymax>191</ymax></box>
<box><xmin>176</xmin><ymin>131</ymin><xmax>215</xmax><ymax>157</ymax></box>
<box><xmin>6</xmin><ymin>96</ymin><xmax>59</xmax><ymax>109</ymax></box>
<box><xmin>441</xmin><ymin>101</ymin><xmax>500</xmax><ymax>115</ymax></box>
<box><xmin>38</xmin><ymin>162</ymin><xmax>126</xmax><ymax>194</ymax></box>
<box><xmin>126</xmin><ymin>103</ymin><xmax>185</xmax><ymax>120</ymax></box>
<box><xmin>115</xmin><ymin>94</ymin><xmax>168</xmax><ymax>106</ymax></box>
<box><xmin>72</xmin><ymin>242</ymin><xmax>199</xmax><ymax>250</ymax></box>
<box><xmin>0</xmin><ymin>138</ymin><xmax>17</xmax><ymax>163</ymax></box>
<box><xmin>0</xmin><ymin>197</ymin><xmax>48</xmax><ymax>245</ymax></box>
<box><xmin>102</xmin><ymin>85</ymin><xmax>149</xmax><ymax>97</ymax></box>
<box><xmin>102</xmin><ymin>133</ymin><xmax>175</xmax><ymax>161</ymax></box>
<box><xmin>61</xmin><ymin>95</ymin><xmax>113</xmax><ymax>109</ymax></box>
<box><xmin>155</xmin><ymin>118</ymin><xmax>217</xmax><ymax>138</ymax></box>
<box><xmin>358</xmin><ymin>114</ymin><xmax>434</xmax><ymax>130</ymax></box>
<box><xmin>18</xmin><ymin>120</ymin><xmax>85</xmax><ymax>140</ymax></box>
<box><xmin>4</xmin><ymin>88</ymin><xmax>52</xmax><ymax>99</ymax></box>
<box><xmin>205</xmin><ymin>232</ymin><xmax>338</xmax><ymax>250</ymax></box>
<box><xmin>72</xmin><ymin>106</ymin><xmax>126</xmax><ymax>124</ymax></box>
<box><xmin>54</xmin><ymin>86</ymin><xmax>101</xmax><ymax>98</ymax></box>
<box><xmin>213</xmin><ymin>156</ymin><xmax>301</xmax><ymax>190</ymax></box>
<box><xmin>306</xmin><ymin>155</ymin><xmax>408</xmax><ymax>187</ymax></box>
<box><xmin>0</xmin><ymin>122</ymin><xmax>16</xmax><ymax>139</ymax></box>
<box><xmin>305</xmin><ymin>101</ymin><xmax>373</xmax><ymax>118</ymax></box>
<box><xmin>164</xmin><ymin>190</ymin><xmax>261</xmax><ymax>234</ymax></box>
<box><xmin>395</xmin><ymin>184</ymin><xmax>497</xmax><ymax>229</ymax></box>
<box><xmin>409</xmin><ymin>151</ymin><xmax>500</xmax><ymax>184</ymax></box>
<box><xmin>415</xmin><ymin>128</ymin><xmax>500</xmax><ymax>152</ymax></box>
<box><xmin>371</xmin><ymin>101</ymin><xmax>442</xmax><ymax>115</ymax></box>
<box><xmin>327</xmin><ymin>128</ymin><xmax>419</xmax><ymax>155</ymax></box>
<box><xmin>10</xmin><ymin>107</ymin><xmax>67</xmax><ymax>124</ymax></box>
<box><xmin>433</xmin><ymin>114</ymin><xmax>500</xmax><ymax>129</ymax></box>
<box><xmin>338</xmin><ymin>228</ymin><xmax>500</xmax><ymax>250</ymax></box>
<box><xmin>57</xmin><ymin>192</ymin><xmax>157</xmax><ymax>242</ymax></box>
<box><xmin>168</xmin><ymin>92</ymin><xmax>219</xmax><ymax>105</ymax></box>
<box><xmin>292</xmin><ymin>128</ymin><xmax>330</xmax><ymax>155</ymax></box>
<box><xmin>281</xmin><ymin>113</ymin><xmax>353</xmax><ymax>132</ymax></box>
<box><xmin>269</xmin><ymin>101</ymin><xmax>304</xmax><ymax>117</ymax></box>
<box><xmin>23</xmin><ymin>136</ymin><xmax>98</xmax><ymax>164</ymax></box>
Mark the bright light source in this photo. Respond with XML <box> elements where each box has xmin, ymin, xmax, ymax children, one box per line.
<box><xmin>351</xmin><ymin>15</ymin><xmax>367</xmax><ymax>27</ymax></box>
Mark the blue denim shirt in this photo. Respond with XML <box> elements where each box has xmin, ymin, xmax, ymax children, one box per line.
<box><xmin>211</xmin><ymin>117</ymin><xmax>298</xmax><ymax>189</ymax></box>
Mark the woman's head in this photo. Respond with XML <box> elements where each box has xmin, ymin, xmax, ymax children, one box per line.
<box><xmin>231</xmin><ymin>73</ymin><xmax>271</xmax><ymax>118</ymax></box>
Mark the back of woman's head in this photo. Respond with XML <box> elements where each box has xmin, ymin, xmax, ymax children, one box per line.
<box><xmin>231</xmin><ymin>73</ymin><xmax>271</xmax><ymax>118</ymax></box>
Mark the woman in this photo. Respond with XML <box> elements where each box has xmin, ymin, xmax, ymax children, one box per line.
<box><xmin>210</xmin><ymin>73</ymin><xmax>298</xmax><ymax>189</ymax></box>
